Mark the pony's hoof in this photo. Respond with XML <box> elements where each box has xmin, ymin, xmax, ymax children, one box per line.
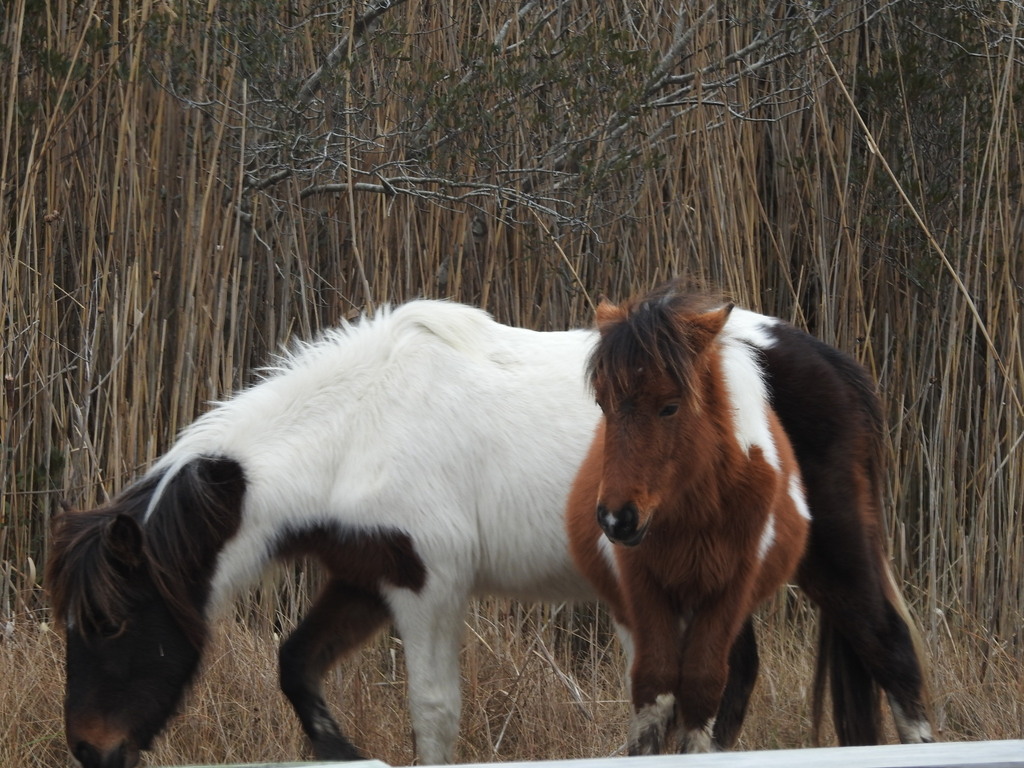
<box><xmin>313</xmin><ymin>735</ymin><xmax>365</xmax><ymax>762</ymax></box>
<box><xmin>678</xmin><ymin>724</ymin><xmax>716</xmax><ymax>753</ymax></box>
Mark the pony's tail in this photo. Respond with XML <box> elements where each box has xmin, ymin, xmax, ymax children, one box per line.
<box><xmin>810</xmin><ymin>556</ymin><xmax>933</xmax><ymax>746</ymax></box>
<box><xmin>811</xmin><ymin>614</ymin><xmax>881</xmax><ymax>745</ymax></box>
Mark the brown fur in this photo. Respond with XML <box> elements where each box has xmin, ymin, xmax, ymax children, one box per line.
<box><xmin>273</xmin><ymin>523</ymin><xmax>429</xmax><ymax>756</ymax></box>
<box><xmin>567</xmin><ymin>294</ymin><xmax>809</xmax><ymax>754</ymax></box>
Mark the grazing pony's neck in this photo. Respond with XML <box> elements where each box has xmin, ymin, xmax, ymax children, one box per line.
<box><xmin>47</xmin><ymin>457</ymin><xmax>246</xmax><ymax>647</ymax></box>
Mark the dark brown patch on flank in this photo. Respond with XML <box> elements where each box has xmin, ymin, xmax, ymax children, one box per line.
<box><xmin>275</xmin><ymin>522</ymin><xmax>427</xmax><ymax>593</ymax></box>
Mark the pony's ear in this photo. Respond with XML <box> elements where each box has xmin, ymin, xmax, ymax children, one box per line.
<box><xmin>690</xmin><ymin>303</ymin><xmax>734</xmax><ymax>348</ymax></box>
<box><xmin>103</xmin><ymin>514</ymin><xmax>144</xmax><ymax>570</ymax></box>
<box><xmin>51</xmin><ymin>499</ymin><xmax>76</xmax><ymax>531</ymax></box>
<box><xmin>595</xmin><ymin>298</ymin><xmax>624</xmax><ymax>331</ymax></box>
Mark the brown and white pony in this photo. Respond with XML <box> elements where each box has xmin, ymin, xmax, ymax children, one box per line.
<box><xmin>567</xmin><ymin>292</ymin><xmax>810</xmax><ymax>753</ymax></box>
<box><xmin>46</xmin><ymin>294</ymin><xmax>931</xmax><ymax>768</ymax></box>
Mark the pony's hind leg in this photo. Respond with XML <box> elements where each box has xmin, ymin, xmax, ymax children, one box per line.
<box><xmin>279</xmin><ymin>578</ymin><xmax>390</xmax><ymax>760</ymax></box>
<box><xmin>861</xmin><ymin>593</ymin><xmax>933</xmax><ymax>743</ymax></box>
<box><xmin>802</xmin><ymin>548</ymin><xmax>932</xmax><ymax>745</ymax></box>
<box><xmin>710</xmin><ymin>616</ymin><xmax>759</xmax><ymax>749</ymax></box>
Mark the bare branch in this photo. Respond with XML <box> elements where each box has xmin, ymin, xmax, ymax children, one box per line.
<box><xmin>157</xmin><ymin>0</ymin><xmax>932</xmax><ymax>234</ymax></box>
<box><xmin>294</xmin><ymin>0</ymin><xmax>411</xmax><ymax>109</ymax></box>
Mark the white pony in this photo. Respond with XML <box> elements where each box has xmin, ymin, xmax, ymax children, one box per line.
<box><xmin>47</xmin><ymin>297</ymin><xmax>932</xmax><ymax>768</ymax></box>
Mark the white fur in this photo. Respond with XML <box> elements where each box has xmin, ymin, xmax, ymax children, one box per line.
<box><xmin>598</xmin><ymin>533</ymin><xmax>620</xmax><ymax>579</ymax></box>
<box><xmin>718</xmin><ymin>316</ymin><xmax>779</xmax><ymax>468</ymax></box>
<box><xmin>790</xmin><ymin>473</ymin><xmax>812</xmax><ymax>521</ymax></box>
<box><xmin>142</xmin><ymin>301</ymin><xmax>602</xmax><ymax>763</ymax></box>
<box><xmin>678</xmin><ymin>720</ymin><xmax>716</xmax><ymax>753</ymax></box>
<box><xmin>889</xmin><ymin>699</ymin><xmax>935</xmax><ymax>744</ymax></box>
<box><xmin>150</xmin><ymin>301</ymin><xmax>602</xmax><ymax>613</ymax></box>
<box><xmin>724</xmin><ymin>307</ymin><xmax>779</xmax><ymax>350</ymax></box>
<box><xmin>756</xmin><ymin>512</ymin><xmax>777</xmax><ymax>562</ymax></box>
<box><xmin>628</xmin><ymin>692</ymin><xmax>676</xmax><ymax>754</ymax></box>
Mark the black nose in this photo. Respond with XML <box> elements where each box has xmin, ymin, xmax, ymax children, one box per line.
<box><xmin>74</xmin><ymin>741</ymin><xmax>131</xmax><ymax>768</ymax></box>
<box><xmin>596</xmin><ymin>502</ymin><xmax>643</xmax><ymax>545</ymax></box>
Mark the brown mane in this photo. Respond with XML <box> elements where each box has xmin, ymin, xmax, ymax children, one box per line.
<box><xmin>589</xmin><ymin>286</ymin><xmax>724</xmax><ymax>404</ymax></box>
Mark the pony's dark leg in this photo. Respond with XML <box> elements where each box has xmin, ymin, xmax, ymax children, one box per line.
<box><xmin>798</xmin><ymin>512</ymin><xmax>932</xmax><ymax>745</ymax></box>
<box><xmin>670</xmin><ymin>606</ymin><xmax>744</xmax><ymax>754</ymax></box>
<box><xmin>279</xmin><ymin>578</ymin><xmax>390</xmax><ymax>760</ymax></box>
<box><xmin>711</xmin><ymin>617</ymin><xmax>760</xmax><ymax>749</ymax></box>
<box><xmin>625</xmin><ymin>591</ymin><xmax>685</xmax><ymax>755</ymax></box>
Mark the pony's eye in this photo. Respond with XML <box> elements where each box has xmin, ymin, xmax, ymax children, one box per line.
<box><xmin>659</xmin><ymin>403</ymin><xmax>679</xmax><ymax>418</ymax></box>
<box><xmin>94</xmin><ymin>618</ymin><xmax>126</xmax><ymax>639</ymax></box>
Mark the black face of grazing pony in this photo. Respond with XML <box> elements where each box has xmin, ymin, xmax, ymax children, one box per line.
<box><xmin>48</xmin><ymin>458</ymin><xmax>245</xmax><ymax>768</ymax></box>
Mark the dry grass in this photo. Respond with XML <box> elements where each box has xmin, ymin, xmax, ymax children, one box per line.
<box><xmin>2</xmin><ymin>0</ymin><xmax>1023</xmax><ymax>764</ymax></box>
<box><xmin>4</xmin><ymin>600</ymin><xmax>1022</xmax><ymax>766</ymax></box>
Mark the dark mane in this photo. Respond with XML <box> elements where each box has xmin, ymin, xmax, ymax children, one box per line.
<box><xmin>47</xmin><ymin>457</ymin><xmax>246</xmax><ymax>647</ymax></box>
<box><xmin>47</xmin><ymin>473</ymin><xmax>164</xmax><ymax>633</ymax></box>
<box><xmin>589</xmin><ymin>287</ymin><xmax>723</xmax><ymax>401</ymax></box>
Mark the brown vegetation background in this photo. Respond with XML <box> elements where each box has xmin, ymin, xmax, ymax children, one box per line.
<box><xmin>2</xmin><ymin>0</ymin><xmax>1022</xmax><ymax>765</ymax></box>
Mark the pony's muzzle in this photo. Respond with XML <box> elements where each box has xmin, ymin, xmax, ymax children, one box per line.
<box><xmin>596</xmin><ymin>502</ymin><xmax>648</xmax><ymax>546</ymax></box>
<box><xmin>71</xmin><ymin>738</ymin><xmax>139</xmax><ymax>768</ymax></box>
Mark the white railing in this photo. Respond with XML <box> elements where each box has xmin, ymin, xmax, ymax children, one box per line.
<box><xmin>181</xmin><ymin>739</ymin><xmax>1024</xmax><ymax>768</ymax></box>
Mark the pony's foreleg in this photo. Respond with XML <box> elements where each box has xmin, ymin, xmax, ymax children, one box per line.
<box><xmin>279</xmin><ymin>579</ymin><xmax>390</xmax><ymax>760</ymax></box>
<box><xmin>385</xmin><ymin>583</ymin><xmax>467</xmax><ymax>765</ymax></box>
<box><xmin>624</xmin><ymin>604</ymin><xmax>682</xmax><ymax>756</ymax></box>
<box><xmin>673</xmin><ymin>608</ymin><xmax>739</xmax><ymax>754</ymax></box>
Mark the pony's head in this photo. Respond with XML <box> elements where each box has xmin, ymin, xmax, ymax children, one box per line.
<box><xmin>46</xmin><ymin>458</ymin><xmax>244</xmax><ymax>768</ymax></box>
<box><xmin>588</xmin><ymin>289</ymin><xmax>733</xmax><ymax>546</ymax></box>
<box><xmin>47</xmin><ymin>510</ymin><xmax>202</xmax><ymax>768</ymax></box>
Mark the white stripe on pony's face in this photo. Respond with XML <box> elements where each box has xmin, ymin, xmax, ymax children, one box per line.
<box><xmin>790</xmin><ymin>474</ymin><xmax>811</xmax><ymax>520</ymax></box>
